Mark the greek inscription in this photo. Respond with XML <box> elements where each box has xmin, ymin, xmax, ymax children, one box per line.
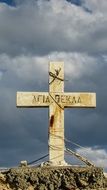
<box><xmin>45</xmin><ymin>96</ymin><xmax>50</xmax><ymax>103</ymax></box>
<box><xmin>32</xmin><ymin>95</ymin><xmax>37</xmax><ymax>103</ymax></box>
<box><xmin>32</xmin><ymin>94</ymin><xmax>82</xmax><ymax>105</ymax></box>
<box><xmin>55</xmin><ymin>95</ymin><xmax>60</xmax><ymax>103</ymax></box>
<box><xmin>78</xmin><ymin>97</ymin><xmax>81</xmax><ymax>103</ymax></box>
<box><xmin>72</xmin><ymin>97</ymin><xmax>77</xmax><ymax>104</ymax></box>
<box><xmin>43</xmin><ymin>95</ymin><xmax>51</xmax><ymax>103</ymax></box>
<box><xmin>37</xmin><ymin>95</ymin><xmax>42</xmax><ymax>102</ymax></box>
<box><xmin>61</xmin><ymin>95</ymin><xmax>66</xmax><ymax>103</ymax></box>
<box><xmin>43</xmin><ymin>95</ymin><xmax>45</xmax><ymax>103</ymax></box>
<box><xmin>66</xmin><ymin>96</ymin><xmax>71</xmax><ymax>104</ymax></box>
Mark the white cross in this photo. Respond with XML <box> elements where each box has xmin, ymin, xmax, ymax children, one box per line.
<box><xmin>16</xmin><ymin>62</ymin><xmax>96</xmax><ymax>166</ymax></box>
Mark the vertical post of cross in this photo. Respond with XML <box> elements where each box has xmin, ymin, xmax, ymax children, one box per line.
<box><xmin>49</xmin><ymin>62</ymin><xmax>65</xmax><ymax>165</ymax></box>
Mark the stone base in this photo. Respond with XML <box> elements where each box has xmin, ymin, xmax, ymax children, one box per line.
<box><xmin>1</xmin><ymin>165</ymin><xmax>107</xmax><ymax>190</ymax></box>
<box><xmin>41</xmin><ymin>160</ymin><xmax>68</xmax><ymax>167</ymax></box>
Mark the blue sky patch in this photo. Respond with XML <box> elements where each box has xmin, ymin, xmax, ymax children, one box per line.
<box><xmin>0</xmin><ymin>0</ymin><xmax>15</xmax><ymax>6</ymax></box>
<box><xmin>0</xmin><ymin>0</ymin><xmax>82</xmax><ymax>7</ymax></box>
<box><xmin>66</xmin><ymin>0</ymin><xmax>81</xmax><ymax>6</ymax></box>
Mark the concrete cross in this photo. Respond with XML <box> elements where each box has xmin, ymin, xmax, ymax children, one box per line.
<box><xmin>16</xmin><ymin>62</ymin><xmax>96</xmax><ymax>166</ymax></box>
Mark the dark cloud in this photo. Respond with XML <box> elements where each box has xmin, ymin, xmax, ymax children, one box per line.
<box><xmin>0</xmin><ymin>0</ymin><xmax>107</xmax><ymax>56</ymax></box>
<box><xmin>0</xmin><ymin>0</ymin><xmax>106</xmax><ymax>169</ymax></box>
<box><xmin>0</xmin><ymin>53</ymin><xmax>106</xmax><ymax>168</ymax></box>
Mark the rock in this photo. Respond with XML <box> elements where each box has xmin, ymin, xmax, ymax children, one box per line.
<box><xmin>0</xmin><ymin>166</ymin><xmax>107</xmax><ymax>190</ymax></box>
<box><xmin>78</xmin><ymin>178</ymin><xmax>88</xmax><ymax>187</ymax></box>
<box><xmin>20</xmin><ymin>160</ymin><xmax>28</xmax><ymax>167</ymax></box>
<box><xmin>48</xmin><ymin>183</ymin><xmax>54</xmax><ymax>190</ymax></box>
<box><xmin>0</xmin><ymin>173</ymin><xmax>6</xmax><ymax>182</ymax></box>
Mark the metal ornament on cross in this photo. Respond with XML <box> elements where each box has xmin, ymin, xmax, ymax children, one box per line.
<box><xmin>16</xmin><ymin>62</ymin><xmax>96</xmax><ymax>166</ymax></box>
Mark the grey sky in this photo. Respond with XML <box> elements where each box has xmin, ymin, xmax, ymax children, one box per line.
<box><xmin>0</xmin><ymin>0</ymin><xmax>107</xmax><ymax>170</ymax></box>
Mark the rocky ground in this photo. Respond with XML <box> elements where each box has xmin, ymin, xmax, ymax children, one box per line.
<box><xmin>0</xmin><ymin>166</ymin><xmax>107</xmax><ymax>190</ymax></box>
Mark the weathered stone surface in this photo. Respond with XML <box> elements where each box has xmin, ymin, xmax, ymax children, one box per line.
<box><xmin>0</xmin><ymin>166</ymin><xmax>107</xmax><ymax>190</ymax></box>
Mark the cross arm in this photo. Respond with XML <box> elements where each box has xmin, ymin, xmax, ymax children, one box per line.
<box><xmin>17</xmin><ymin>92</ymin><xmax>96</xmax><ymax>108</ymax></box>
<box><xmin>55</xmin><ymin>92</ymin><xmax>96</xmax><ymax>108</ymax></box>
<box><xmin>16</xmin><ymin>92</ymin><xmax>50</xmax><ymax>107</ymax></box>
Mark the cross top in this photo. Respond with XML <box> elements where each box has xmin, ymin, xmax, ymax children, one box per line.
<box><xmin>17</xmin><ymin>62</ymin><xmax>96</xmax><ymax>166</ymax></box>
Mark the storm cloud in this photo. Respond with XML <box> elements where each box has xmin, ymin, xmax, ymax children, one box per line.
<box><xmin>0</xmin><ymin>0</ymin><xmax>107</xmax><ymax>170</ymax></box>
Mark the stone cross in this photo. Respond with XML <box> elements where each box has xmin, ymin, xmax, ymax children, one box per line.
<box><xmin>16</xmin><ymin>62</ymin><xmax>96</xmax><ymax>166</ymax></box>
